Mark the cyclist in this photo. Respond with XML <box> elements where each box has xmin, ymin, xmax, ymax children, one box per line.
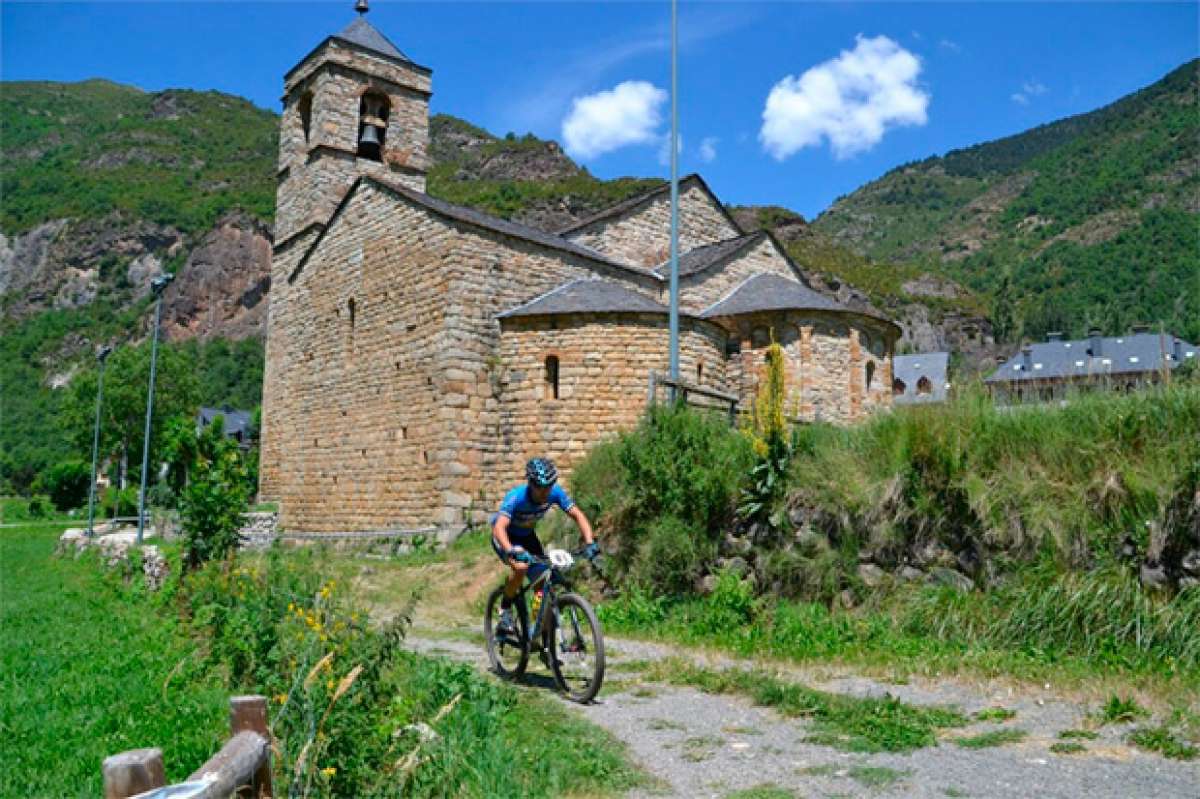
<box><xmin>492</xmin><ymin>457</ymin><xmax>598</xmax><ymax>636</ymax></box>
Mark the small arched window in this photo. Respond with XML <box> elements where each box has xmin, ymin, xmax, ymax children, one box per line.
<box><xmin>696</xmin><ymin>363</ymin><xmax>703</xmax><ymax>383</ymax></box>
<box><xmin>347</xmin><ymin>298</ymin><xmax>356</xmax><ymax>329</ymax></box>
<box><xmin>865</xmin><ymin>361</ymin><xmax>876</xmax><ymax>390</ymax></box>
<box><xmin>298</xmin><ymin>91</ymin><xmax>313</xmax><ymax>143</ymax></box>
<box><xmin>544</xmin><ymin>355</ymin><xmax>559</xmax><ymax>400</ymax></box>
<box><xmin>751</xmin><ymin>326</ymin><xmax>770</xmax><ymax>348</ymax></box>
<box><xmin>892</xmin><ymin>378</ymin><xmax>906</xmax><ymax>397</ymax></box>
<box><xmin>917</xmin><ymin>376</ymin><xmax>932</xmax><ymax>395</ymax></box>
<box><xmin>357</xmin><ymin>92</ymin><xmax>390</xmax><ymax>162</ymax></box>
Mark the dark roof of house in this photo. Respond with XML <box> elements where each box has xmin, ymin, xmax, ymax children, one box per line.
<box><xmin>985</xmin><ymin>332</ymin><xmax>1198</xmax><ymax>383</ymax></box>
<box><xmin>288</xmin><ymin>176</ymin><xmax>663</xmax><ymax>285</ymax></box>
<box><xmin>653</xmin><ymin>232</ymin><xmax>762</xmax><ymax>278</ymax></box>
<box><xmin>197</xmin><ymin>406</ymin><xmax>253</xmax><ymax>437</ymax></box>
<box><xmin>893</xmin><ymin>352</ymin><xmax>950</xmax><ymax>404</ymax></box>
<box><xmin>699</xmin><ymin>273</ymin><xmax>851</xmax><ymax>318</ymax></box>
<box><xmin>498</xmin><ymin>279</ymin><xmax>667</xmax><ymax>318</ymax></box>
<box><xmin>557</xmin><ymin>174</ymin><xmax>744</xmax><ymax>237</ymax></box>
<box><xmin>335</xmin><ymin>17</ymin><xmax>410</xmax><ymax>62</ymax></box>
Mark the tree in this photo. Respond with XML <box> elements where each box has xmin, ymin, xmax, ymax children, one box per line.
<box><xmin>36</xmin><ymin>460</ymin><xmax>90</xmax><ymax>511</ymax></box>
<box><xmin>59</xmin><ymin>342</ymin><xmax>200</xmax><ymax>487</ymax></box>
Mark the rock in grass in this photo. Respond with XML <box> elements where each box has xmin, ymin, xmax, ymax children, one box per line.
<box><xmin>897</xmin><ymin>565</ymin><xmax>925</xmax><ymax>583</ymax></box>
<box><xmin>927</xmin><ymin>567</ymin><xmax>975</xmax><ymax>594</ymax></box>
<box><xmin>858</xmin><ymin>563</ymin><xmax>887</xmax><ymax>588</ymax></box>
<box><xmin>1181</xmin><ymin>550</ymin><xmax>1200</xmax><ymax>577</ymax></box>
<box><xmin>1139</xmin><ymin>562</ymin><xmax>1169</xmax><ymax>591</ymax></box>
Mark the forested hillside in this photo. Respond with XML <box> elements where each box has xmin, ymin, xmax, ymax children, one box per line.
<box><xmin>813</xmin><ymin>60</ymin><xmax>1200</xmax><ymax>342</ymax></box>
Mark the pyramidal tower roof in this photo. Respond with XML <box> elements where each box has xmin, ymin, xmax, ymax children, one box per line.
<box><xmin>335</xmin><ymin>15</ymin><xmax>410</xmax><ymax>62</ymax></box>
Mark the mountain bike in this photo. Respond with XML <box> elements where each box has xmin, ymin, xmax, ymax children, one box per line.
<box><xmin>483</xmin><ymin>547</ymin><xmax>605</xmax><ymax>703</ymax></box>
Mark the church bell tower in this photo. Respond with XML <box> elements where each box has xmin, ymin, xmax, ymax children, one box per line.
<box><xmin>273</xmin><ymin>0</ymin><xmax>432</xmax><ymax>245</ymax></box>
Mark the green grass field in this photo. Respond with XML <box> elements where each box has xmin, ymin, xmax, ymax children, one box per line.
<box><xmin>0</xmin><ymin>525</ymin><xmax>646</xmax><ymax>798</ymax></box>
<box><xmin>0</xmin><ymin>525</ymin><xmax>228</xmax><ymax>797</ymax></box>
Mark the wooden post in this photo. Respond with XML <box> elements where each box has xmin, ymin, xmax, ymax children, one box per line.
<box><xmin>103</xmin><ymin>748</ymin><xmax>165</xmax><ymax>799</ymax></box>
<box><xmin>229</xmin><ymin>695</ymin><xmax>273</xmax><ymax>797</ymax></box>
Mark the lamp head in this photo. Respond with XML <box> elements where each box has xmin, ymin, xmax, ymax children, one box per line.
<box><xmin>150</xmin><ymin>273</ymin><xmax>174</xmax><ymax>295</ymax></box>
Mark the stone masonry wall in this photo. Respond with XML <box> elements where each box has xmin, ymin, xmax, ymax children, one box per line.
<box><xmin>426</xmin><ymin>223</ymin><xmax>663</xmax><ymax>532</ymax></box>
<box><xmin>495</xmin><ymin>314</ymin><xmax>728</xmax><ymax>511</ymax></box>
<box><xmin>673</xmin><ymin>236</ymin><xmax>799</xmax><ymax>314</ymax></box>
<box><xmin>267</xmin><ymin>181</ymin><xmax>662</xmax><ymax>532</ymax></box>
<box><xmin>565</xmin><ymin>183</ymin><xmax>741</xmax><ymax>268</ymax></box>
<box><xmin>724</xmin><ymin>311</ymin><xmax>894</xmax><ymax>426</ymax></box>
<box><xmin>276</xmin><ymin>41</ymin><xmax>430</xmax><ymax>243</ymax></box>
<box><xmin>268</xmin><ymin>186</ymin><xmax>454</xmax><ymax>531</ymax></box>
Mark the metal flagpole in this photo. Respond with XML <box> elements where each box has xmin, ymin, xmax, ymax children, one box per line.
<box><xmin>668</xmin><ymin>0</ymin><xmax>680</xmax><ymax>387</ymax></box>
<box><xmin>137</xmin><ymin>274</ymin><xmax>173</xmax><ymax>545</ymax></box>
<box><xmin>86</xmin><ymin>345</ymin><xmax>112</xmax><ymax>538</ymax></box>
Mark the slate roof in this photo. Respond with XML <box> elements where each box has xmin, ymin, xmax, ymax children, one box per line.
<box><xmin>653</xmin><ymin>233</ymin><xmax>761</xmax><ymax>278</ymax></box>
<box><xmin>985</xmin><ymin>332</ymin><xmax>1198</xmax><ymax>383</ymax></box>
<box><xmin>699</xmin><ymin>273</ymin><xmax>851</xmax><ymax>318</ymax></box>
<box><xmin>892</xmin><ymin>352</ymin><xmax>950</xmax><ymax>404</ymax></box>
<box><xmin>289</xmin><ymin>176</ymin><xmax>663</xmax><ymax>284</ymax></box>
<box><xmin>197</xmin><ymin>406</ymin><xmax>254</xmax><ymax>438</ymax></box>
<box><xmin>335</xmin><ymin>17</ymin><xmax>410</xmax><ymax>62</ymax></box>
<box><xmin>498</xmin><ymin>279</ymin><xmax>668</xmax><ymax>318</ymax></box>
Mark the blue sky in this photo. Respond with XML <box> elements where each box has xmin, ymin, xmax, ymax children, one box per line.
<box><xmin>3</xmin><ymin>2</ymin><xmax>1196</xmax><ymax>220</ymax></box>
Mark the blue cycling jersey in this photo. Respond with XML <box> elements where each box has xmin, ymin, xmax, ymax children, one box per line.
<box><xmin>492</xmin><ymin>484</ymin><xmax>574</xmax><ymax>535</ymax></box>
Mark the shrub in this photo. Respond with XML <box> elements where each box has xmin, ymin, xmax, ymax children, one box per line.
<box><xmin>38</xmin><ymin>460</ymin><xmax>91</xmax><ymax>512</ymax></box>
<box><xmin>179</xmin><ymin>419</ymin><xmax>252</xmax><ymax>569</ymax></box>
<box><xmin>570</xmin><ymin>403</ymin><xmax>751</xmax><ymax>594</ymax></box>
<box><xmin>102</xmin><ymin>485</ymin><xmax>139</xmax><ymax>518</ymax></box>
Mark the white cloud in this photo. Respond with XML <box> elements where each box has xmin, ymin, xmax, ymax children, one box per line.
<box><xmin>1022</xmin><ymin>80</ymin><xmax>1048</xmax><ymax>96</ymax></box>
<box><xmin>562</xmin><ymin>81</ymin><xmax>668</xmax><ymax>160</ymax></box>
<box><xmin>759</xmin><ymin>34</ymin><xmax>929</xmax><ymax>161</ymax></box>
<box><xmin>939</xmin><ymin>38</ymin><xmax>961</xmax><ymax>53</ymax></box>
<box><xmin>1012</xmin><ymin>79</ymin><xmax>1048</xmax><ymax>105</ymax></box>
<box><xmin>698</xmin><ymin>136</ymin><xmax>719</xmax><ymax>163</ymax></box>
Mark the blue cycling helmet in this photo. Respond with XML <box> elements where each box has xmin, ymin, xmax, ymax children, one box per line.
<box><xmin>525</xmin><ymin>457</ymin><xmax>558</xmax><ymax>487</ymax></box>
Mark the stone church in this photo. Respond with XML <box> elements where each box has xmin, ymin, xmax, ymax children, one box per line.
<box><xmin>259</xmin><ymin>8</ymin><xmax>900</xmax><ymax>534</ymax></box>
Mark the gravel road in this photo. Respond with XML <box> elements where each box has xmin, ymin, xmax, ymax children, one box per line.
<box><xmin>408</xmin><ymin>629</ymin><xmax>1200</xmax><ymax>799</ymax></box>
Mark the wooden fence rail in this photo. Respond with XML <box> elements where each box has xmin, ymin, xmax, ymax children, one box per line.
<box><xmin>103</xmin><ymin>695</ymin><xmax>272</xmax><ymax>799</ymax></box>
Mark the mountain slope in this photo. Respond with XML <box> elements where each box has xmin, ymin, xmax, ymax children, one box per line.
<box><xmin>812</xmin><ymin>60</ymin><xmax>1199</xmax><ymax>341</ymax></box>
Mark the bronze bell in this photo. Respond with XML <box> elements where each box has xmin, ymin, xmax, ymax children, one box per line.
<box><xmin>359</xmin><ymin>124</ymin><xmax>383</xmax><ymax>147</ymax></box>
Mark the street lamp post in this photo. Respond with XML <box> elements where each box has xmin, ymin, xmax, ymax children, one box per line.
<box><xmin>85</xmin><ymin>345</ymin><xmax>113</xmax><ymax>538</ymax></box>
<box><xmin>136</xmin><ymin>274</ymin><xmax>174</xmax><ymax>545</ymax></box>
<box><xmin>667</xmin><ymin>0</ymin><xmax>680</xmax><ymax>391</ymax></box>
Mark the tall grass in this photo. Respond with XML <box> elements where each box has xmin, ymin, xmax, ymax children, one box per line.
<box><xmin>789</xmin><ymin>384</ymin><xmax>1200</xmax><ymax>569</ymax></box>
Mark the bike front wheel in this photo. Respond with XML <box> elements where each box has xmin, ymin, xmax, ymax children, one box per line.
<box><xmin>484</xmin><ymin>586</ymin><xmax>529</xmax><ymax>680</ymax></box>
<box><xmin>548</xmin><ymin>592</ymin><xmax>605</xmax><ymax>703</ymax></box>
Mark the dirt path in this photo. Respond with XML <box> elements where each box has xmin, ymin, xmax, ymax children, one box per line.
<box><xmin>404</xmin><ymin>626</ymin><xmax>1198</xmax><ymax>799</ymax></box>
<box><xmin>344</xmin><ymin>550</ymin><xmax>1198</xmax><ymax>798</ymax></box>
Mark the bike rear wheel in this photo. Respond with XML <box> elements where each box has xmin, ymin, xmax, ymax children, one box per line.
<box><xmin>485</xmin><ymin>586</ymin><xmax>529</xmax><ymax>679</ymax></box>
<box><xmin>548</xmin><ymin>592</ymin><xmax>605</xmax><ymax>703</ymax></box>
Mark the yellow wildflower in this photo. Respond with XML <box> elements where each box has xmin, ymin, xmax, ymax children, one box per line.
<box><xmin>320</xmin><ymin>766</ymin><xmax>336</xmax><ymax>778</ymax></box>
<box><xmin>274</xmin><ymin>693</ymin><xmax>287</xmax><ymax>705</ymax></box>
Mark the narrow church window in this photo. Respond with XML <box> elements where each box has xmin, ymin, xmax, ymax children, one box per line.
<box><xmin>865</xmin><ymin>361</ymin><xmax>876</xmax><ymax>390</ymax></box>
<box><xmin>696</xmin><ymin>363</ymin><xmax>703</xmax><ymax>383</ymax></box>
<box><xmin>298</xmin><ymin>91</ymin><xmax>313</xmax><ymax>143</ymax></box>
<box><xmin>545</xmin><ymin>355</ymin><xmax>560</xmax><ymax>400</ymax></box>
<box><xmin>357</xmin><ymin>92</ymin><xmax>390</xmax><ymax>162</ymax></box>
<box><xmin>348</xmin><ymin>298</ymin><xmax>357</xmax><ymax>329</ymax></box>
<box><xmin>892</xmin><ymin>378</ymin><xmax>906</xmax><ymax>397</ymax></box>
<box><xmin>917</xmin><ymin>376</ymin><xmax>932</xmax><ymax>395</ymax></box>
